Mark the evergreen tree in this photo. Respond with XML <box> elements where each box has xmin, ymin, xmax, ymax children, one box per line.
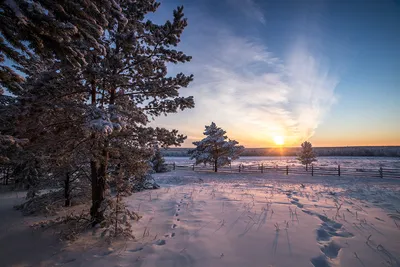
<box><xmin>0</xmin><ymin>0</ymin><xmax>124</xmax><ymax>94</ymax></box>
<box><xmin>189</xmin><ymin>122</ymin><xmax>244</xmax><ymax>172</ymax></box>
<box><xmin>1</xmin><ymin>0</ymin><xmax>122</xmax><ymax>194</ymax></box>
<box><xmin>151</xmin><ymin>145</ymin><xmax>168</xmax><ymax>173</ymax></box>
<box><xmin>81</xmin><ymin>2</ymin><xmax>193</xmax><ymax>223</ymax></box>
<box><xmin>1</xmin><ymin>0</ymin><xmax>194</xmax><ymax>226</ymax></box>
<box><xmin>297</xmin><ymin>141</ymin><xmax>317</xmax><ymax>171</ymax></box>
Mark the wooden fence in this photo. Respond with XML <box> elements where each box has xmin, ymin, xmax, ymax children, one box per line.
<box><xmin>167</xmin><ymin>162</ymin><xmax>400</xmax><ymax>179</ymax></box>
<box><xmin>0</xmin><ymin>166</ymin><xmax>12</xmax><ymax>185</ymax></box>
<box><xmin>2</xmin><ymin>162</ymin><xmax>399</xmax><ymax>186</ymax></box>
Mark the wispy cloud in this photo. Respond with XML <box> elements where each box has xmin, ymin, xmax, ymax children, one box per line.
<box><xmin>154</xmin><ymin>10</ymin><xmax>339</xmax><ymax>147</ymax></box>
<box><xmin>226</xmin><ymin>0</ymin><xmax>266</xmax><ymax>24</ymax></box>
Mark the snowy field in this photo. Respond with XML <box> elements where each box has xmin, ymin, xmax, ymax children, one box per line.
<box><xmin>166</xmin><ymin>156</ymin><xmax>400</xmax><ymax>169</ymax></box>
<box><xmin>1</xmin><ymin>170</ymin><xmax>400</xmax><ymax>267</ymax></box>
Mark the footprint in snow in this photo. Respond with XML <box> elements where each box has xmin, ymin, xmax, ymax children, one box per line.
<box><xmin>128</xmin><ymin>247</ymin><xmax>143</xmax><ymax>253</ymax></box>
<box><xmin>310</xmin><ymin>254</ymin><xmax>331</xmax><ymax>267</ymax></box>
<box><xmin>164</xmin><ymin>232</ymin><xmax>176</xmax><ymax>238</ymax></box>
<box><xmin>94</xmin><ymin>249</ymin><xmax>114</xmax><ymax>257</ymax></box>
<box><xmin>155</xmin><ymin>239</ymin><xmax>166</xmax><ymax>246</ymax></box>
<box><xmin>321</xmin><ymin>241</ymin><xmax>342</xmax><ymax>259</ymax></box>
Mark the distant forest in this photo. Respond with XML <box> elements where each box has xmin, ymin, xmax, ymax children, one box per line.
<box><xmin>162</xmin><ymin>146</ymin><xmax>400</xmax><ymax>157</ymax></box>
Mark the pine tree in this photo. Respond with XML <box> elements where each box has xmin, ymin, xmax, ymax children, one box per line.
<box><xmin>82</xmin><ymin>2</ymin><xmax>193</xmax><ymax>224</ymax></box>
<box><xmin>151</xmin><ymin>145</ymin><xmax>168</xmax><ymax>173</ymax></box>
<box><xmin>297</xmin><ymin>141</ymin><xmax>317</xmax><ymax>171</ymax></box>
<box><xmin>189</xmin><ymin>122</ymin><xmax>244</xmax><ymax>172</ymax></box>
<box><xmin>1</xmin><ymin>1</ymin><xmax>195</xmax><ymax>226</ymax></box>
<box><xmin>0</xmin><ymin>0</ymin><xmax>124</xmax><ymax>94</ymax></box>
<box><xmin>1</xmin><ymin>0</ymin><xmax>123</xmax><ymax>195</ymax></box>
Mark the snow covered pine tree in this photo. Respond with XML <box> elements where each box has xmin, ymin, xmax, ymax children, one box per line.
<box><xmin>84</xmin><ymin>2</ymin><xmax>194</xmax><ymax>224</ymax></box>
<box><xmin>1</xmin><ymin>0</ymin><xmax>121</xmax><ymax>209</ymax></box>
<box><xmin>297</xmin><ymin>141</ymin><xmax>317</xmax><ymax>171</ymax></box>
<box><xmin>1</xmin><ymin>0</ymin><xmax>195</xmax><ymax>228</ymax></box>
<box><xmin>151</xmin><ymin>145</ymin><xmax>168</xmax><ymax>173</ymax></box>
<box><xmin>189</xmin><ymin>122</ymin><xmax>244</xmax><ymax>172</ymax></box>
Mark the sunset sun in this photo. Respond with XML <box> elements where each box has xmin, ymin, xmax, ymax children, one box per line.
<box><xmin>273</xmin><ymin>136</ymin><xmax>285</xmax><ymax>146</ymax></box>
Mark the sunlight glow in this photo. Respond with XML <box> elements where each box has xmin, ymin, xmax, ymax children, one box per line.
<box><xmin>273</xmin><ymin>136</ymin><xmax>285</xmax><ymax>146</ymax></box>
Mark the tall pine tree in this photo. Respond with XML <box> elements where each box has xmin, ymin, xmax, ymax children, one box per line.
<box><xmin>1</xmin><ymin>0</ymin><xmax>194</xmax><ymax>226</ymax></box>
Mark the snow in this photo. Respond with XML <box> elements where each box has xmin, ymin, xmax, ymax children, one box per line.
<box><xmin>166</xmin><ymin>156</ymin><xmax>400</xmax><ymax>169</ymax></box>
<box><xmin>88</xmin><ymin>107</ymin><xmax>127</xmax><ymax>135</ymax></box>
<box><xmin>1</xmin><ymin>171</ymin><xmax>400</xmax><ymax>266</ymax></box>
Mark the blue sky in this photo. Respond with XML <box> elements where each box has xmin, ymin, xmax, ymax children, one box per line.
<box><xmin>150</xmin><ymin>0</ymin><xmax>400</xmax><ymax>147</ymax></box>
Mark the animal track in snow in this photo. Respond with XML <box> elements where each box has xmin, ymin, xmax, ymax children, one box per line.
<box><xmin>311</xmin><ymin>254</ymin><xmax>331</xmax><ymax>267</ymax></box>
<box><xmin>155</xmin><ymin>239</ymin><xmax>166</xmax><ymax>246</ymax></box>
<box><xmin>128</xmin><ymin>247</ymin><xmax>143</xmax><ymax>253</ymax></box>
<box><xmin>304</xmin><ymin>209</ymin><xmax>353</xmax><ymax>267</ymax></box>
<box><xmin>321</xmin><ymin>241</ymin><xmax>342</xmax><ymax>259</ymax></box>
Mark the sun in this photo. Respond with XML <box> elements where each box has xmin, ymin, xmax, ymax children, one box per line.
<box><xmin>273</xmin><ymin>136</ymin><xmax>285</xmax><ymax>146</ymax></box>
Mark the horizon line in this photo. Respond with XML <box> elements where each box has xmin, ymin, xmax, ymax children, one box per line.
<box><xmin>174</xmin><ymin>145</ymin><xmax>400</xmax><ymax>149</ymax></box>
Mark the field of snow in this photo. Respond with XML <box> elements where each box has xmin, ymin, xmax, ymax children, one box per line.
<box><xmin>1</xmin><ymin>170</ymin><xmax>400</xmax><ymax>267</ymax></box>
<box><xmin>166</xmin><ymin>156</ymin><xmax>400</xmax><ymax>169</ymax></box>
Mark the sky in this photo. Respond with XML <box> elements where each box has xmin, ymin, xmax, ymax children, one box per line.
<box><xmin>2</xmin><ymin>1</ymin><xmax>398</xmax><ymax>148</ymax></box>
<box><xmin>149</xmin><ymin>0</ymin><xmax>400</xmax><ymax>148</ymax></box>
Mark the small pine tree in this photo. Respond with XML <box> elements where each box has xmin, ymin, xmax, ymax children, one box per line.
<box><xmin>297</xmin><ymin>141</ymin><xmax>317</xmax><ymax>171</ymax></box>
<box><xmin>189</xmin><ymin>122</ymin><xmax>244</xmax><ymax>172</ymax></box>
<box><xmin>151</xmin><ymin>147</ymin><xmax>168</xmax><ymax>173</ymax></box>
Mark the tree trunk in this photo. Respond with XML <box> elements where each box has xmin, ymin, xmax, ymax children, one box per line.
<box><xmin>89</xmin><ymin>77</ymin><xmax>107</xmax><ymax>224</ymax></box>
<box><xmin>64</xmin><ymin>172</ymin><xmax>71</xmax><ymax>207</ymax></box>
<box><xmin>214</xmin><ymin>158</ymin><xmax>218</xmax><ymax>172</ymax></box>
<box><xmin>90</xmin><ymin>158</ymin><xmax>106</xmax><ymax>225</ymax></box>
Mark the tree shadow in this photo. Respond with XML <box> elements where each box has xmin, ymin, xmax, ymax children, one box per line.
<box><xmin>271</xmin><ymin>231</ymin><xmax>280</xmax><ymax>254</ymax></box>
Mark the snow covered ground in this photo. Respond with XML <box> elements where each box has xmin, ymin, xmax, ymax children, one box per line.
<box><xmin>1</xmin><ymin>171</ymin><xmax>400</xmax><ymax>267</ymax></box>
<box><xmin>165</xmin><ymin>156</ymin><xmax>400</xmax><ymax>169</ymax></box>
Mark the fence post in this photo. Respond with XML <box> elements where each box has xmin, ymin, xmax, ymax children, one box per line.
<box><xmin>192</xmin><ymin>164</ymin><xmax>195</xmax><ymax>171</ymax></box>
<box><xmin>379</xmin><ymin>167</ymin><xmax>383</xmax><ymax>178</ymax></box>
<box><xmin>261</xmin><ymin>163</ymin><xmax>264</xmax><ymax>173</ymax></box>
<box><xmin>338</xmin><ymin>165</ymin><xmax>341</xmax><ymax>176</ymax></box>
<box><xmin>173</xmin><ymin>162</ymin><xmax>176</xmax><ymax>170</ymax></box>
<box><xmin>311</xmin><ymin>165</ymin><xmax>314</xmax><ymax>176</ymax></box>
<box><xmin>239</xmin><ymin>165</ymin><xmax>241</xmax><ymax>173</ymax></box>
<box><xmin>286</xmin><ymin>165</ymin><xmax>289</xmax><ymax>175</ymax></box>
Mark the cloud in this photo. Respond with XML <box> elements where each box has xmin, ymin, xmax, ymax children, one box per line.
<box><xmin>153</xmin><ymin>11</ymin><xmax>338</xmax><ymax>147</ymax></box>
<box><xmin>226</xmin><ymin>0</ymin><xmax>266</xmax><ymax>25</ymax></box>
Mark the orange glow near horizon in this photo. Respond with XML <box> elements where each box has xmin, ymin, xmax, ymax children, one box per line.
<box><xmin>273</xmin><ymin>136</ymin><xmax>285</xmax><ymax>146</ymax></box>
<box><xmin>180</xmin><ymin>126</ymin><xmax>400</xmax><ymax>148</ymax></box>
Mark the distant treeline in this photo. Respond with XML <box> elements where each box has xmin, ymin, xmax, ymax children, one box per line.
<box><xmin>162</xmin><ymin>146</ymin><xmax>400</xmax><ymax>157</ymax></box>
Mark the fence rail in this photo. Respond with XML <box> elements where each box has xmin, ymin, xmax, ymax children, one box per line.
<box><xmin>0</xmin><ymin>166</ymin><xmax>12</xmax><ymax>185</ymax></box>
<box><xmin>1</xmin><ymin>162</ymin><xmax>399</xmax><ymax>186</ymax></box>
<box><xmin>167</xmin><ymin>162</ymin><xmax>400</xmax><ymax>179</ymax></box>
